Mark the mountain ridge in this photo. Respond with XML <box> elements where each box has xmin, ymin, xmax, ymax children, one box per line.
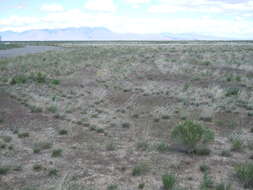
<box><xmin>0</xmin><ymin>27</ymin><xmax>244</xmax><ymax>41</ymax></box>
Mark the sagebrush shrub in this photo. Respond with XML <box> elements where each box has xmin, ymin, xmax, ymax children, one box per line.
<box><xmin>162</xmin><ymin>173</ymin><xmax>176</xmax><ymax>190</ymax></box>
<box><xmin>235</xmin><ymin>162</ymin><xmax>253</xmax><ymax>188</ymax></box>
<box><xmin>171</xmin><ymin>120</ymin><xmax>214</xmax><ymax>153</ymax></box>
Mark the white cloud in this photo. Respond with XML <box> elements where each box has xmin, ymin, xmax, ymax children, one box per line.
<box><xmin>0</xmin><ymin>16</ymin><xmax>38</xmax><ymax>26</ymax></box>
<box><xmin>84</xmin><ymin>0</ymin><xmax>117</xmax><ymax>12</ymax></box>
<box><xmin>41</xmin><ymin>4</ymin><xmax>64</xmax><ymax>12</ymax></box>
<box><xmin>125</xmin><ymin>0</ymin><xmax>150</xmax><ymax>4</ymax></box>
<box><xmin>1</xmin><ymin>8</ymin><xmax>253</xmax><ymax>38</ymax></box>
<box><xmin>148</xmin><ymin>0</ymin><xmax>253</xmax><ymax>13</ymax></box>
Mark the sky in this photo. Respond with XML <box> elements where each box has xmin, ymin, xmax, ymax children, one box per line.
<box><xmin>0</xmin><ymin>0</ymin><xmax>253</xmax><ymax>38</ymax></box>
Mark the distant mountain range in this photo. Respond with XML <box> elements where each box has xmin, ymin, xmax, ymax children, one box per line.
<box><xmin>0</xmin><ymin>27</ymin><xmax>248</xmax><ymax>41</ymax></box>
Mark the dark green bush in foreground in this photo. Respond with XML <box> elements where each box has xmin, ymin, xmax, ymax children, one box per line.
<box><xmin>162</xmin><ymin>173</ymin><xmax>176</xmax><ymax>190</ymax></box>
<box><xmin>171</xmin><ymin>120</ymin><xmax>214</xmax><ymax>153</ymax></box>
<box><xmin>235</xmin><ymin>162</ymin><xmax>253</xmax><ymax>188</ymax></box>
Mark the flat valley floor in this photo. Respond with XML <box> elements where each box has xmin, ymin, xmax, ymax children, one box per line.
<box><xmin>0</xmin><ymin>41</ymin><xmax>253</xmax><ymax>190</ymax></box>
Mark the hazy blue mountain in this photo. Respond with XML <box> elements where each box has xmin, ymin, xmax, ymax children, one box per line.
<box><xmin>0</xmin><ymin>27</ymin><xmax>245</xmax><ymax>41</ymax></box>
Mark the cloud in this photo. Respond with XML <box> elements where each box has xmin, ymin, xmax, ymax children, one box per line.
<box><xmin>148</xmin><ymin>0</ymin><xmax>253</xmax><ymax>13</ymax></box>
<box><xmin>124</xmin><ymin>0</ymin><xmax>150</xmax><ymax>4</ymax></box>
<box><xmin>41</xmin><ymin>4</ymin><xmax>64</xmax><ymax>12</ymax></box>
<box><xmin>0</xmin><ymin>16</ymin><xmax>38</xmax><ymax>26</ymax></box>
<box><xmin>0</xmin><ymin>7</ymin><xmax>253</xmax><ymax>38</ymax></box>
<box><xmin>84</xmin><ymin>0</ymin><xmax>117</xmax><ymax>12</ymax></box>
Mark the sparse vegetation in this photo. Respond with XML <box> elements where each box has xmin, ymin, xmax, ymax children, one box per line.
<box><xmin>1</xmin><ymin>42</ymin><xmax>253</xmax><ymax>189</ymax></box>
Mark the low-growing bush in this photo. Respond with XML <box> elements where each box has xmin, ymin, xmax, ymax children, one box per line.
<box><xmin>225</xmin><ymin>88</ymin><xmax>240</xmax><ymax>97</ymax></box>
<box><xmin>156</xmin><ymin>142</ymin><xmax>170</xmax><ymax>152</ymax></box>
<box><xmin>107</xmin><ymin>184</ymin><xmax>118</xmax><ymax>190</ymax></box>
<box><xmin>132</xmin><ymin>162</ymin><xmax>150</xmax><ymax>176</ymax></box>
<box><xmin>59</xmin><ymin>129</ymin><xmax>68</xmax><ymax>135</ymax></box>
<box><xmin>33</xmin><ymin>164</ymin><xmax>43</xmax><ymax>172</ymax></box>
<box><xmin>231</xmin><ymin>138</ymin><xmax>244</xmax><ymax>151</ymax></box>
<box><xmin>48</xmin><ymin>168</ymin><xmax>58</xmax><ymax>176</ymax></box>
<box><xmin>51</xmin><ymin>149</ymin><xmax>63</xmax><ymax>157</ymax></box>
<box><xmin>0</xmin><ymin>166</ymin><xmax>10</xmax><ymax>175</ymax></box>
<box><xmin>235</xmin><ymin>162</ymin><xmax>253</xmax><ymax>188</ymax></box>
<box><xmin>33</xmin><ymin>142</ymin><xmax>52</xmax><ymax>153</ymax></box>
<box><xmin>215</xmin><ymin>182</ymin><xmax>232</xmax><ymax>190</ymax></box>
<box><xmin>18</xmin><ymin>132</ymin><xmax>29</xmax><ymax>138</ymax></box>
<box><xmin>200</xmin><ymin>164</ymin><xmax>209</xmax><ymax>173</ymax></box>
<box><xmin>162</xmin><ymin>173</ymin><xmax>176</xmax><ymax>190</ymax></box>
<box><xmin>31</xmin><ymin>72</ymin><xmax>47</xmax><ymax>83</ymax></box>
<box><xmin>221</xmin><ymin>150</ymin><xmax>232</xmax><ymax>157</ymax></box>
<box><xmin>200</xmin><ymin>172</ymin><xmax>214</xmax><ymax>189</ymax></box>
<box><xmin>171</xmin><ymin>120</ymin><xmax>214</xmax><ymax>153</ymax></box>
<box><xmin>10</xmin><ymin>75</ymin><xmax>27</xmax><ymax>85</ymax></box>
<box><xmin>0</xmin><ymin>136</ymin><xmax>12</xmax><ymax>143</ymax></box>
<box><xmin>51</xmin><ymin>79</ymin><xmax>60</xmax><ymax>85</ymax></box>
<box><xmin>47</xmin><ymin>105</ymin><xmax>57</xmax><ymax>113</ymax></box>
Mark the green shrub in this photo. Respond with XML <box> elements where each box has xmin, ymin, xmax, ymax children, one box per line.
<box><xmin>29</xmin><ymin>105</ymin><xmax>42</xmax><ymax>113</ymax></box>
<box><xmin>122</xmin><ymin>122</ymin><xmax>130</xmax><ymax>128</ymax></box>
<box><xmin>51</xmin><ymin>149</ymin><xmax>63</xmax><ymax>157</ymax></box>
<box><xmin>136</xmin><ymin>141</ymin><xmax>149</xmax><ymax>151</ymax></box>
<box><xmin>225</xmin><ymin>88</ymin><xmax>240</xmax><ymax>97</ymax></box>
<box><xmin>221</xmin><ymin>150</ymin><xmax>231</xmax><ymax>157</ymax></box>
<box><xmin>194</xmin><ymin>147</ymin><xmax>211</xmax><ymax>156</ymax></box>
<box><xmin>33</xmin><ymin>164</ymin><xmax>43</xmax><ymax>172</ymax></box>
<box><xmin>132</xmin><ymin>162</ymin><xmax>150</xmax><ymax>176</ymax></box>
<box><xmin>0</xmin><ymin>136</ymin><xmax>12</xmax><ymax>143</ymax></box>
<box><xmin>138</xmin><ymin>183</ymin><xmax>145</xmax><ymax>189</ymax></box>
<box><xmin>231</xmin><ymin>138</ymin><xmax>243</xmax><ymax>151</ymax></box>
<box><xmin>96</xmin><ymin>128</ymin><xmax>104</xmax><ymax>133</ymax></box>
<box><xmin>156</xmin><ymin>142</ymin><xmax>169</xmax><ymax>152</ymax></box>
<box><xmin>162</xmin><ymin>173</ymin><xmax>176</xmax><ymax>190</ymax></box>
<box><xmin>48</xmin><ymin>168</ymin><xmax>58</xmax><ymax>176</ymax></box>
<box><xmin>10</xmin><ymin>75</ymin><xmax>27</xmax><ymax>85</ymax></box>
<box><xmin>33</xmin><ymin>72</ymin><xmax>46</xmax><ymax>83</ymax></box>
<box><xmin>51</xmin><ymin>79</ymin><xmax>60</xmax><ymax>85</ymax></box>
<box><xmin>107</xmin><ymin>184</ymin><xmax>118</xmax><ymax>190</ymax></box>
<box><xmin>59</xmin><ymin>129</ymin><xmax>68</xmax><ymax>135</ymax></box>
<box><xmin>0</xmin><ymin>166</ymin><xmax>10</xmax><ymax>175</ymax></box>
<box><xmin>235</xmin><ymin>162</ymin><xmax>253</xmax><ymax>188</ymax></box>
<box><xmin>171</xmin><ymin>120</ymin><xmax>214</xmax><ymax>153</ymax></box>
<box><xmin>200</xmin><ymin>172</ymin><xmax>214</xmax><ymax>189</ymax></box>
<box><xmin>18</xmin><ymin>132</ymin><xmax>29</xmax><ymax>138</ymax></box>
<box><xmin>106</xmin><ymin>141</ymin><xmax>116</xmax><ymax>151</ymax></box>
<box><xmin>200</xmin><ymin>164</ymin><xmax>209</xmax><ymax>173</ymax></box>
<box><xmin>47</xmin><ymin>105</ymin><xmax>57</xmax><ymax>113</ymax></box>
<box><xmin>215</xmin><ymin>183</ymin><xmax>232</xmax><ymax>190</ymax></box>
<box><xmin>33</xmin><ymin>142</ymin><xmax>52</xmax><ymax>153</ymax></box>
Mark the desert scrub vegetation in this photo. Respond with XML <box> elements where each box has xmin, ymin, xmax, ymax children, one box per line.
<box><xmin>33</xmin><ymin>142</ymin><xmax>52</xmax><ymax>153</ymax></box>
<box><xmin>132</xmin><ymin>162</ymin><xmax>150</xmax><ymax>176</ymax></box>
<box><xmin>2</xmin><ymin>42</ymin><xmax>253</xmax><ymax>189</ymax></box>
<box><xmin>235</xmin><ymin>162</ymin><xmax>253</xmax><ymax>188</ymax></box>
<box><xmin>51</xmin><ymin>149</ymin><xmax>63</xmax><ymax>157</ymax></box>
<box><xmin>162</xmin><ymin>173</ymin><xmax>176</xmax><ymax>190</ymax></box>
<box><xmin>171</xmin><ymin>120</ymin><xmax>214</xmax><ymax>153</ymax></box>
